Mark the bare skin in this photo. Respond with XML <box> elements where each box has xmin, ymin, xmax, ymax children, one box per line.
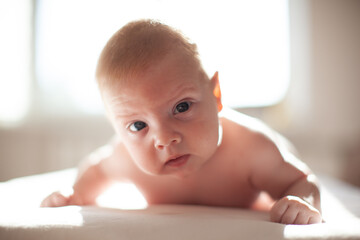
<box><xmin>41</xmin><ymin>50</ymin><xmax>322</xmax><ymax>225</ymax></box>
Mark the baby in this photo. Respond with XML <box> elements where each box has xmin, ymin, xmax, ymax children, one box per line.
<box><xmin>41</xmin><ymin>19</ymin><xmax>322</xmax><ymax>225</ymax></box>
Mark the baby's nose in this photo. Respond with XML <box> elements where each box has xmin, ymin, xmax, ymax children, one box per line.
<box><xmin>154</xmin><ymin>128</ymin><xmax>181</xmax><ymax>150</ymax></box>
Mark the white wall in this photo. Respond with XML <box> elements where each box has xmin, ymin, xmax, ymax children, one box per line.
<box><xmin>282</xmin><ymin>0</ymin><xmax>360</xmax><ymax>182</ymax></box>
<box><xmin>0</xmin><ymin>116</ymin><xmax>113</xmax><ymax>181</ymax></box>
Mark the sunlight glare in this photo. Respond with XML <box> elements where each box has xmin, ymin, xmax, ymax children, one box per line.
<box><xmin>97</xmin><ymin>182</ymin><xmax>148</xmax><ymax>210</ymax></box>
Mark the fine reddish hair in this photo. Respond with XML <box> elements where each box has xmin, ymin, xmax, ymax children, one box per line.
<box><xmin>96</xmin><ymin>19</ymin><xmax>207</xmax><ymax>92</ymax></box>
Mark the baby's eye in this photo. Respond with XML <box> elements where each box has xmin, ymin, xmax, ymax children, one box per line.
<box><xmin>129</xmin><ymin>121</ymin><xmax>147</xmax><ymax>132</ymax></box>
<box><xmin>174</xmin><ymin>101</ymin><xmax>192</xmax><ymax>114</ymax></box>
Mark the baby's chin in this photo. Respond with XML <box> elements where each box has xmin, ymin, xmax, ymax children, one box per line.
<box><xmin>167</xmin><ymin>166</ymin><xmax>198</xmax><ymax>179</ymax></box>
<box><xmin>168</xmin><ymin>160</ymin><xmax>210</xmax><ymax>180</ymax></box>
<box><xmin>147</xmin><ymin>161</ymin><xmax>202</xmax><ymax>180</ymax></box>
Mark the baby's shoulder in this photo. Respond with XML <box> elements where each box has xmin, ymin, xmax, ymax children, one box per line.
<box><xmin>219</xmin><ymin>109</ymin><xmax>287</xmax><ymax>172</ymax></box>
<box><xmin>220</xmin><ymin>108</ymin><xmax>271</xmax><ymax>137</ymax></box>
<box><xmin>220</xmin><ymin>108</ymin><xmax>278</xmax><ymax>152</ymax></box>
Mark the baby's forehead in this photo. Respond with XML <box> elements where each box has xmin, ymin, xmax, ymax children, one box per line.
<box><xmin>119</xmin><ymin>50</ymin><xmax>206</xmax><ymax>85</ymax></box>
<box><xmin>103</xmin><ymin>56</ymin><xmax>207</xmax><ymax>104</ymax></box>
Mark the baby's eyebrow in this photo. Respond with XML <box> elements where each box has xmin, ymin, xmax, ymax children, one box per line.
<box><xmin>168</xmin><ymin>85</ymin><xmax>198</xmax><ymax>102</ymax></box>
<box><xmin>115</xmin><ymin>112</ymin><xmax>136</xmax><ymax>118</ymax></box>
<box><xmin>107</xmin><ymin>101</ymin><xmax>137</xmax><ymax>119</ymax></box>
<box><xmin>108</xmin><ymin>95</ymin><xmax>130</xmax><ymax>106</ymax></box>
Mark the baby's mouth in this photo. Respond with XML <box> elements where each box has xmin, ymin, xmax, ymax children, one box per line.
<box><xmin>165</xmin><ymin>154</ymin><xmax>190</xmax><ymax>167</ymax></box>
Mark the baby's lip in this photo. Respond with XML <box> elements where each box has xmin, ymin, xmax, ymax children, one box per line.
<box><xmin>165</xmin><ymin>154</ymin><xmax>190</xmax><ymax>167</ymax></box>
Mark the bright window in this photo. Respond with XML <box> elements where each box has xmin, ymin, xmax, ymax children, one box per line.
<box><xmin>1</xmin><ymin>0</ymin><xmax>290</xmax><ymax>123</ymax></box>
<box><xmin>0</xmin><ymin>0</ymin><xmax>32</xmax><ymax>126</ymax></box>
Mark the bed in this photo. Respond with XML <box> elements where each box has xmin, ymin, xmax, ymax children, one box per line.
<box><xmin>1</xmin><ymin>168</ymin><xmax>360</xmax><ymax>239</ymax></box>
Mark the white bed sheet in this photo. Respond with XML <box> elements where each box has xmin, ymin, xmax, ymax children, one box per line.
<box><xmin>0</xmin><ymin>168</ymin><xmax>360</xmax><ymax>240</ymax></box>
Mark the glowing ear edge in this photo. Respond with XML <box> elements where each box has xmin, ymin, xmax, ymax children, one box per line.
<box><xmin>211</xmin><ymin>71</ymin><xmax>223</xmax><ymax>112</ymax></box>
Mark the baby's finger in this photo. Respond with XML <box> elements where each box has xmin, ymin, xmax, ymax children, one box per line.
<box><xmin>280</xmin><ymin>206</ymin><xmax>298</xmax><ymax>224</ymax></box>
<box><xmin>270</xmin><ymin>198</ymin><xmax>289</xmax><ymax>222</ymax></box>
<box><xmin>308</xmin><ymin>213</ymin><xmax>322</xmax><ymax>224</ymax></box>
<box><xmin>40</xmin><ymin>196</ymin><xmax>52</xmax><ymax>207</ymax></box>
<box><xmin>294</xmin><ymin>212</ymin><xmax>309</xmax><ymax>225</ymax></box>
<box><xmin>52</xmin><ymin>192</ymin><xmax>68</xmax><ymax>206</ymax></box>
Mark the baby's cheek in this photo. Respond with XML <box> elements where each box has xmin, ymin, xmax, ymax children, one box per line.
<box><xmin>128</xmin><ymin>146</ymin><xmax>157</xmax><ymax>173</ymax></box>
<box><xmin>193</xmin><ymin>122</ymin><xmax>218</xmax><ymax>153</ymax></box>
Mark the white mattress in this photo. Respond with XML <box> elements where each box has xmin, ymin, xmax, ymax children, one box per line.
<box><xmin>1</xmin><ymin>168</ymin><xmax>360</xmax><ymax>239</ymax></box>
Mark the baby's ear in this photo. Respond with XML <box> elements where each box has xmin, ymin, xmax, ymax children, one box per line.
<box><xmin>211</xmin><ymin>71</ymin><xmax>223</xmax><ymax>112</ymax></box>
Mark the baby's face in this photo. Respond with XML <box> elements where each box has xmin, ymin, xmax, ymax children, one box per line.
<box><xmin>103</xmin><ymin>52</ymin><xmax>220</xmax><ymax>178</ymax></box>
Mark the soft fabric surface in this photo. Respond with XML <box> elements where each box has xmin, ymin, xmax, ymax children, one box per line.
<box><xmin>1</xmin><ymin>168</ymin><xmax>360</xmax><ymax>239</ymax></box>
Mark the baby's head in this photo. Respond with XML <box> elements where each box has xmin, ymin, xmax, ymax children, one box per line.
<box><xmin>96</xmin><ymin>19</ymin><xmax>207</xmax><ymax>93</ymax></box>
<box><xmin>95</xmin><ymin>20</ymin><xmax>222</xmax><ymax>178</ymax></box>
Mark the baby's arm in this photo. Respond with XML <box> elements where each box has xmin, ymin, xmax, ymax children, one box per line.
<box><xmin>249</xmin><ymin>133</ymin><xmax>322</xmax><ymax>225</ymax></box>
<box><xmin>41</xmin><ymin>144</ymin><xmax>115</xmax><ymax>207</ymax></box>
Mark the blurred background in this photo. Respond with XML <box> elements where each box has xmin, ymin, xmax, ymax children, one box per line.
<box><xmin>0</xmin><ymin>0</ymin><xmax>359</xmax><ymax>186</ymax></box>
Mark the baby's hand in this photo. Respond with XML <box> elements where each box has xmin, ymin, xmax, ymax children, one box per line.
<box><xmin>270</xmin><ymin>196</ymin><xmax>322</xmax><ymax>225</ymax></box>
<box><xmin>40</xmin><ymin>189</ymin><xmax>84</xmax><ymax>207</ymax></box>
<box><xmin>40</xmin><ymin>191</ymin><xmax>71</xmax><ymax>207</ymax></box>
